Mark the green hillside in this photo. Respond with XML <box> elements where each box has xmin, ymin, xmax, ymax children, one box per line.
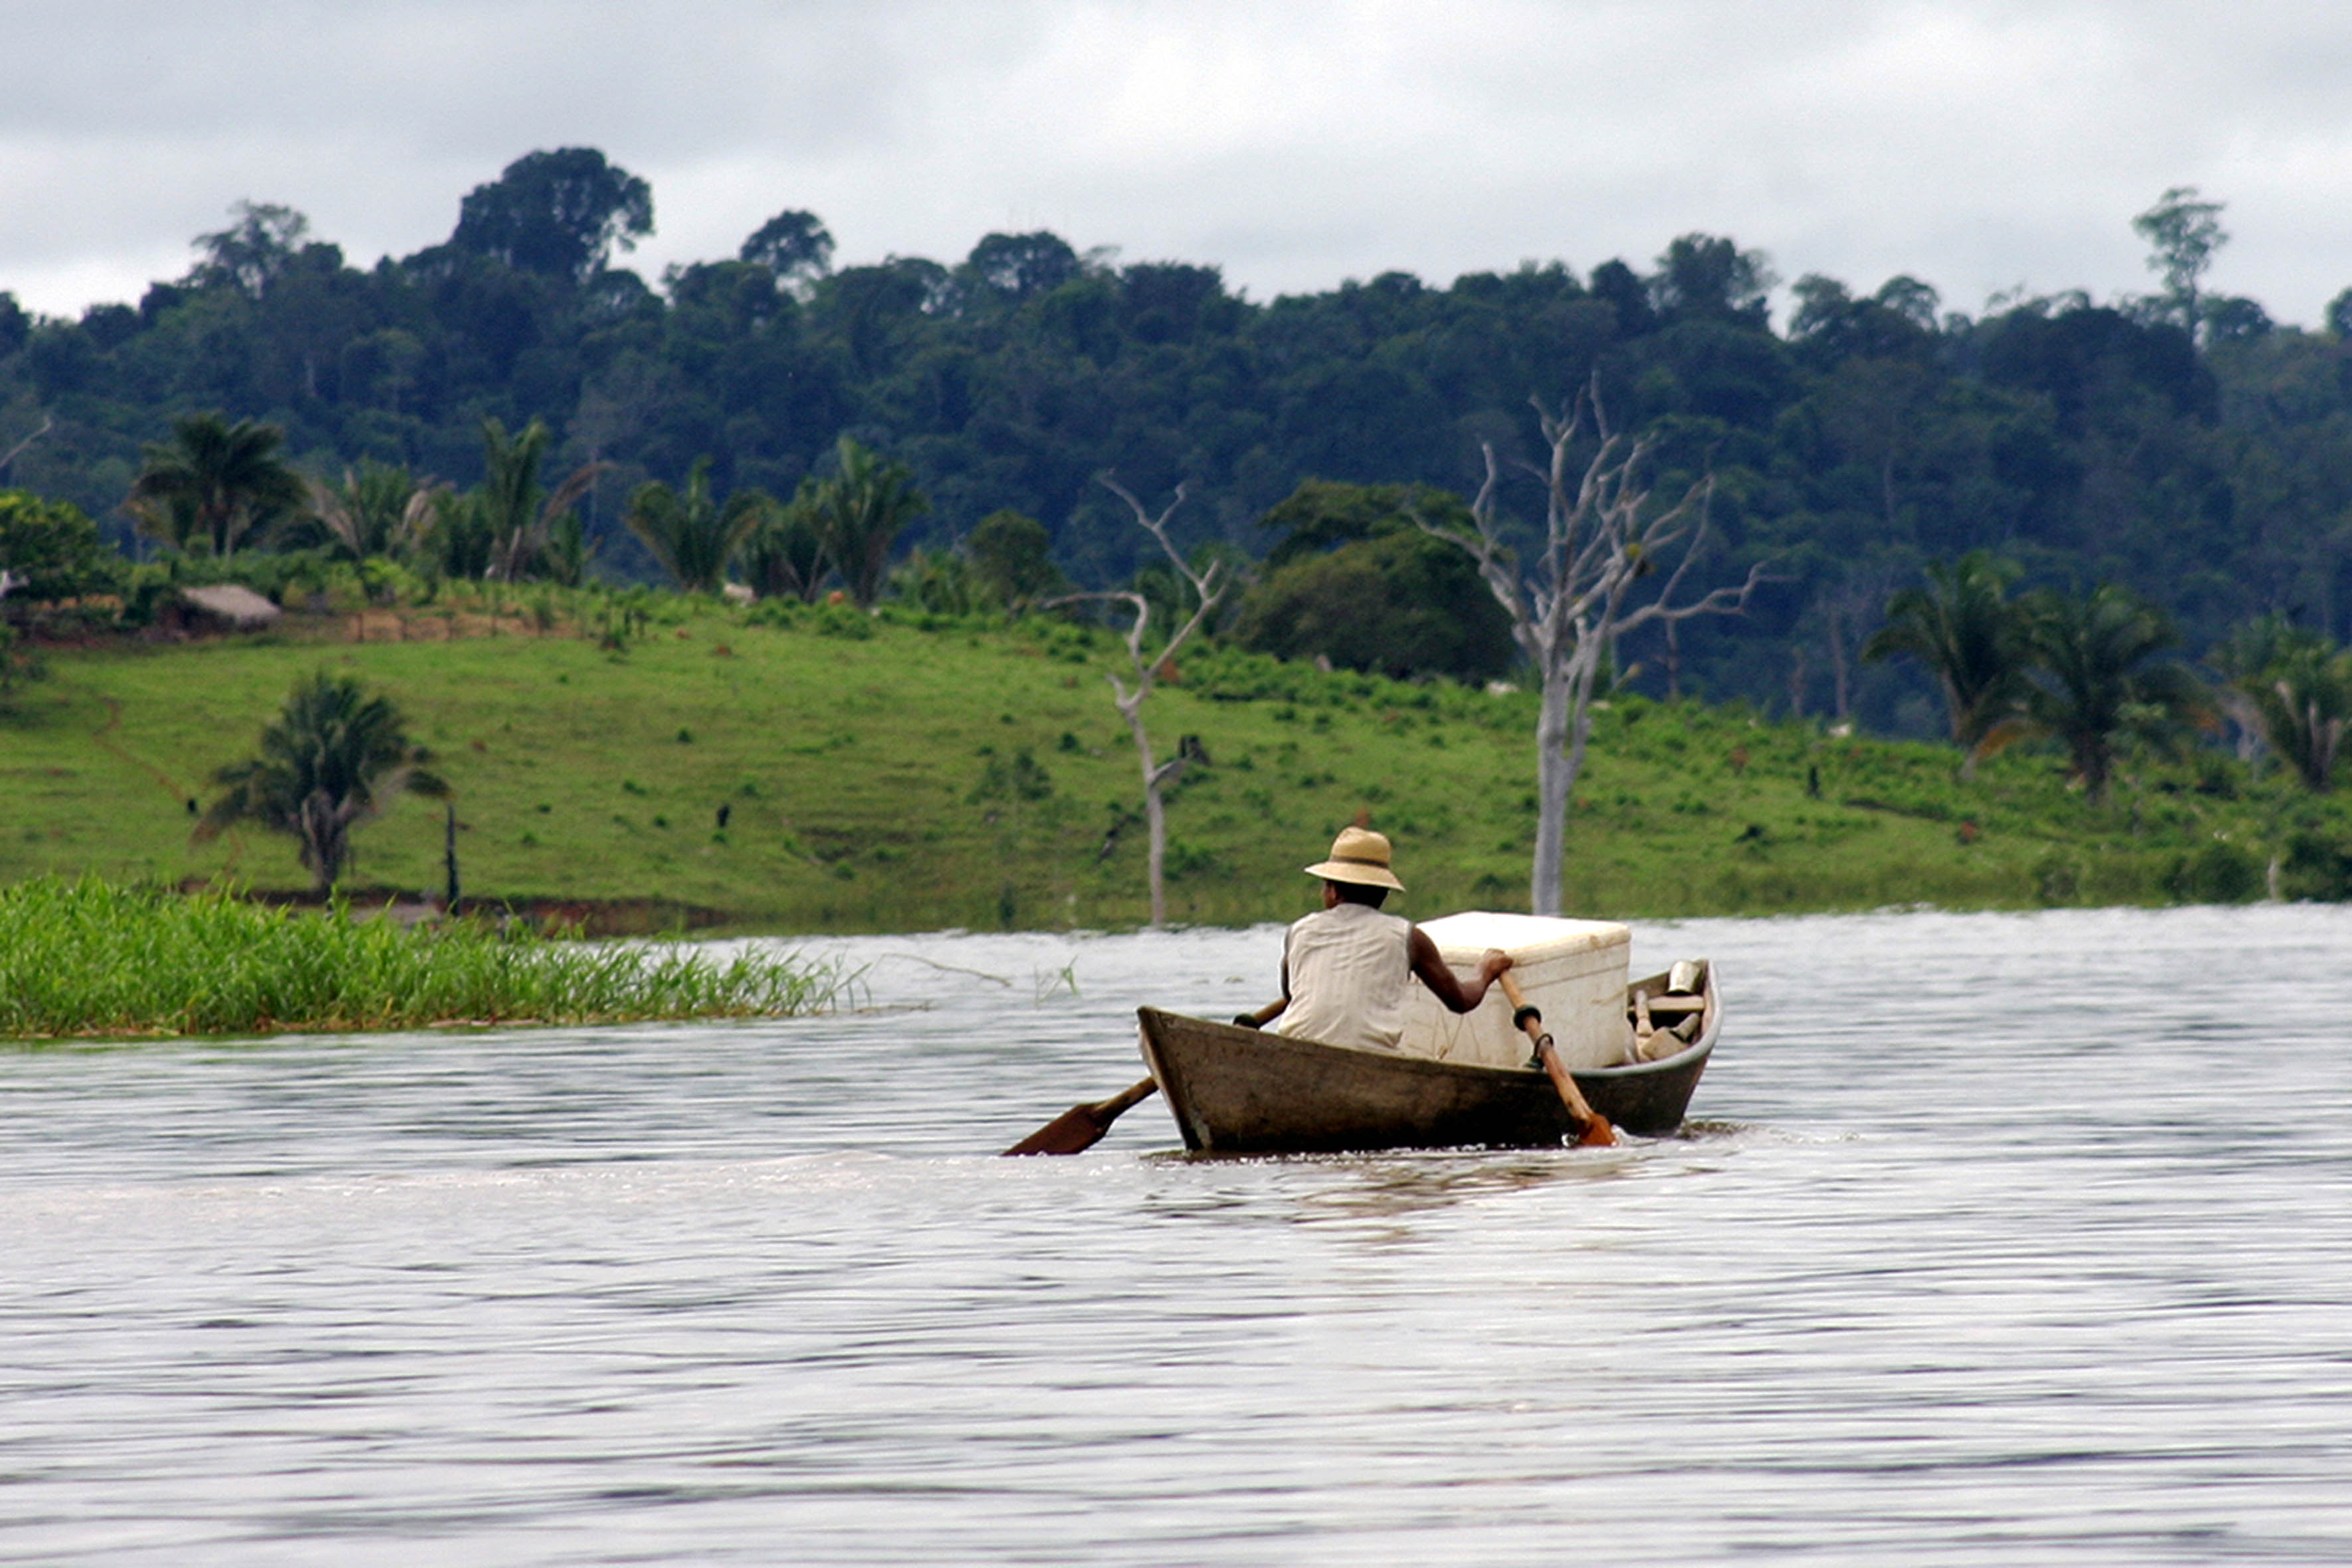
<box><xmin>5</xmin><ymin>601</ymin><xmax>2347</xmax><ymax>931</ymax></box>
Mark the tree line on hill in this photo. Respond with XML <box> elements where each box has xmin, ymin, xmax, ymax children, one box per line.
<box><xmin>6</xmin><ymin>155</ymin><xmax>2352</xmax><ymax>734</ymax></box>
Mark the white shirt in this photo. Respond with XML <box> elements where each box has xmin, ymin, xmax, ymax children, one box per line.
<box><xmin>1272</xmin><ymin>901</ymin><xmax>1413</xmax><ymax>1053</ymax></box>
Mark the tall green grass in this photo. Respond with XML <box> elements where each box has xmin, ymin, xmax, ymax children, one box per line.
<box><xmin>0</xmin><ymin>876</ymin><xmax>848</xmax><ymax>1040</ymax></box>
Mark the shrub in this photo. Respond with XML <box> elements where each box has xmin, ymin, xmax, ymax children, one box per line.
<box><xmin>1233</xmin><ymin>528</ymin><xmax>1513</xmax><ymax>682</ymax></box>
<box><xmin>0</xmin><ymin>489</ymin><xmax>123</xmax><ymax>604</ymax></box>
<box><xmin>2163</xmin><ymin>839</ymin><xmax>2261</xmax><ymax>903</ymax></box>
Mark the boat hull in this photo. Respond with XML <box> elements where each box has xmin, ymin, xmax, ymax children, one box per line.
<box><xmin>1137</xmin><ymin>975</ymin><xmax>1716</xmax><ymax>1154</ymax></box>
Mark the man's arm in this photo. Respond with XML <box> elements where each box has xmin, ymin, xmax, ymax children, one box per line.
<box><xmin>1239</xmin><ymin>936</ymin><xmax>1293</xmax><ymax>1029</ymax></box>
<box><xmin>1409</xmin><ymin>929</ymin><xmax>1510</xmax><ymax>1014</ymax></box>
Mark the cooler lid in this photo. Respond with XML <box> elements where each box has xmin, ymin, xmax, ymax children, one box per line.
<box><xmin>1419</xmin><ymin>910</ymin><xmax>1630</xmax><ymax>959</ymax></box>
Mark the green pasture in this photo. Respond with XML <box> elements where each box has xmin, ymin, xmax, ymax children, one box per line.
<box><xmin>3</xmin><ymin>601</ymin><xmax>2346</xmax><ymax>931</ymax></box>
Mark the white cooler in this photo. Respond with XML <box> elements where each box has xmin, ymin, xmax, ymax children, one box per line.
<box><xmin>1400</xmin><ymin>911</ymin><xmax>1632</xmax><ymax>1069</ymax></box>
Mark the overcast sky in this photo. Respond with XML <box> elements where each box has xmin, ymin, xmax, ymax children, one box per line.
<box><xmin>7</xmin><ymin>1</ymin><xmax>2351</xmax><ymax>328</ymax></box>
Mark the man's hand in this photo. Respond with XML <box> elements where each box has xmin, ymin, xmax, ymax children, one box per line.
<box><xmin>1477</xmin><ymin>949</ymin><xmax>1512</xmax><ymax>986</ymax></box>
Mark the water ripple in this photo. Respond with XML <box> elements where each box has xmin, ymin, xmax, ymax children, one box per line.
<box><xmin>4</xmin><ymin>905</ymin><xmax>2351</xmax><ymax>1564</ymax></box>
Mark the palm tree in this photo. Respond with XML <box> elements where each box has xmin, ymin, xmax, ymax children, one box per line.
<box><xmin>195</xmin><ymin>671</ymin><xmax>448</xmax><ymax>894</ymax></box>
<box><xmin>415</xmin><ymin>419</ymin><xmax>603</xmax><ymax>582</ymax></box>
<box><xmin>305</xmin><ymin>459</ymin><xmax>441</xmax><ymax>562</ymax></box>
<box><xmin>2022</xmin><ymin>585</ymin><xmax>2209</xmax><ymax>803</ymax></box>
<box><xmin>540</xmin><ymin>508</ymin><xmax>599</xmax><ymax>588</ymax></box>
<box><xmin>1862</xmin><ymin>552</ymin><xmax>2032</xmax><ymax>777</ymax></box>
<box><xmin>739</xmin><ymin>479</ymin><xmax>831</xmax><ymax>601</ymax></box>
<box><xmin>471</xmin><ymin>418</ymin><xmax>605</xmax><ymax>582</ymax></box>
<box><xmin>623</xmin><ymin>457</ymin><xmax>770</xmax><ymax>593</ymax></box>
<box><xmin>125</xmin><ymin>412</ymin><xmax>307</xmax><ymax>557</ymax></box>
<box><xmin>423</xmin><ymin>487</ymin><xmax>497</xmax><ymax>580</ymax></box>
<box><xmin>2211</xmin><ymin>615</ymin><xmax>2351</xmax><ymax>792</ymax></box>
<box><xmin>808</xmin><ymin>437</ymin><xmax>927</xmax><ymax>606</ymax></box>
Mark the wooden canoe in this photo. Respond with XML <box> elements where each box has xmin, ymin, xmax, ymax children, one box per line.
<box><xmin>1136</xmin><ymin>965</ymin><xmax>1719</xmax><ymax>1154</ymax></box>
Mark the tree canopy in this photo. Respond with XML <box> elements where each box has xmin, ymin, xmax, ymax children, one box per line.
<box><xmin>0</xmin><ymin>489</ymin><xmax>119</xmax><ymax>601</ymax></box>
<box><xmin>7</xmin><ymin>159</ymin><xmax>2352</xmax><ymax>730</ymax></box>
<box><xmin>447</xmin><ymin>148</ymin><xmax>655</xmax><ymax>283</ymax></box>
<box><xmin>1233</xmin><ymin>480</ymin><xmax>1513</xmax><ymax>681</ymax></box>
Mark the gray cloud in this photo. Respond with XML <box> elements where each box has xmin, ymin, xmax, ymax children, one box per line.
<box><xmin>5</xmin><ymin>0</ymin><xmax>2351</xmax><ymax>323</ymax></box>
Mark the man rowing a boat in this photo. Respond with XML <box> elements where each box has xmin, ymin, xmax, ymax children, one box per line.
<box><xmin>1267</xmin><ymin>826</ymin><xmax>1512</xmax><ymax>1053</ymax></box>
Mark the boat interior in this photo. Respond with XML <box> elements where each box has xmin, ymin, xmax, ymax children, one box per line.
<box><xmin>1622</xmin><ymin>959</ymin><xmax>1710</xmax><ymax>1065</ymax></box>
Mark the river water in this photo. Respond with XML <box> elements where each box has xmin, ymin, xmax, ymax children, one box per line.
<box><xmin>5</xmin><ymin>905</ymin><xmax>2350</xmax><ymax>1565</ymax></box>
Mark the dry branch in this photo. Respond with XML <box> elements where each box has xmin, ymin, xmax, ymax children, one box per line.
<box><xmin>1423</xmin><ymin>380</ymin><xmax>1771</xmax><ymax>913</ymax></box>
<box><xmin>1050</xmin><ymin>475</ymin><xmax>1227</xmax><ymax>926</ymax></box>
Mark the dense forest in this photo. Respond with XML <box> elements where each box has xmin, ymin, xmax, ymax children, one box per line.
<box><xmin>5</xmin><ymin>149</ymin><xmax>2352</xmax><ymax>733</ymax></box>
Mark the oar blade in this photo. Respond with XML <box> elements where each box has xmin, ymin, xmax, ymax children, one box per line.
<box><xmin>1573</xmin><ymin>1114</ymin><xmax>1619</xmax><ymax>1148</ymax></box>
<box><xmin>1002</xmin><ymin>1103</ymin><xmax>1117</xmax><ymax>1156</ymax></box>
<box><xmin>1002</xmin><ymin>1078</ymin><xmax>1158</xmax><ymax>1156</ymax></box>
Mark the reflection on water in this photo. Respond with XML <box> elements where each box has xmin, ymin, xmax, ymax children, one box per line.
<box><xmin>5</xmin><ymin>905</ymin><xmax>2351</xmax><ymax>1565</ymax></box>
<box><xmin>1154</xmin><ymin>1138</ymin><xmax>1721</xmax><ymax>1223</ymax></box>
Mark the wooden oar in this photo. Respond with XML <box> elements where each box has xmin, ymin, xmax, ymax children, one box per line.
<box><xmin>1001</xmin><ymin>1077</ymin><xmax>1160</xmax><ymax>1156</ymax></box>
<box><xmin>1002</xmin><ymin>998</ymin><xmax>1287</xmax><ymax>1156</ymax></box>
<box><xmin>1498</xmin><ymin>971</ymin><xmax>1618</xmax><ymax>1147</ymax></box>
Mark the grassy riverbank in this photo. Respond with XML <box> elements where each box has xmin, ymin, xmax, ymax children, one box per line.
<box><xmin>0</xmin><ymin>876</ymin><xmax>846</xmax><ymax>1040</ymax></box>
<box><xmin>3</xmin><ymin>598</ymin><xmax>2349</xmax><ymax>929</ymax></box>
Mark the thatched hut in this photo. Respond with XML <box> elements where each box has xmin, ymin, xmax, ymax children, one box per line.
<box><xmin>167</xmin><ymin>584</ymin><xmax>283</xmax><ymax>635</ymax></box>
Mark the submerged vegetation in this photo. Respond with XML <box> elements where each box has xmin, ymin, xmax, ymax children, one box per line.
<box><xmin>0</xmin><ymin>876</ymin><xmax>847</xmax><ymax>1040</ymax></box>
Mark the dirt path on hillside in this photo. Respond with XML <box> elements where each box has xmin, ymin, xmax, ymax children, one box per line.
<box><xmin>88</xmin><ymin>688</ymin><xmax>185</xmax><ymax>801</ymax></box>
<box><xmin>75</xmin><ymin>680</ymin><xmax>250</xmax><ymax>867</ymax></box>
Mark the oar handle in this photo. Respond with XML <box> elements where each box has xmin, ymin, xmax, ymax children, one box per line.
<box><xmin>1498</xmin><ymin>972</ymin><xmax>1616</xmax><ymax>1146</ymax></box>
<box><xmin>1497</xmin><ymin>969</ymin><xmax>1545</xmax><ymax>1038</ymax></box>
<box><xmin>1093</xmin><ymin>1077</ymin><xmax>1160</xmax><ymax>1118</ymax></box>
<box><xmin>1233</xmin><ymin>998</ymin><xmax>1287</xmax><ymax>1028</ymax></box>
<box><xmin>1497</xmin><ymin>970</ymin><xmax>1540</xmax><ymax>1035</ymax></box>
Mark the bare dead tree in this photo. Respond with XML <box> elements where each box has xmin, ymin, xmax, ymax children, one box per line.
<box><xmin>1821</xmin><ymin>600</ymin><xmax>1849</xmax><ymax>722</ymax></box>
<box><xmin>1425</xmin><ymin>386</ymin><xmax>1770</xmax><ymax>915</ymax></box>
<box><xmin>1</xmin><ymin>414</ymin><xmax>52</xmax><ymax>476</ymax></box>
<box><xmin>1800</xmin><ymin>562</ymin><xmax>1901</xmax><ymax>726</ymax></box>
<box><xmin>0</xmin><ymin>569</ymin><xmax>21</xmax><ymax>694</ymax></box>
<box><xmin>1055</xmin><ymin>475</ymin><xmax>1228</xmax><ymax>927</ymax></box>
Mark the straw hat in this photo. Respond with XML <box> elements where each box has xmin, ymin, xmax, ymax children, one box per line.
<box><xmin>1304</xmin><ymin>826</ymin><xmax>1405</xmax><ymax>891</ymax></box>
